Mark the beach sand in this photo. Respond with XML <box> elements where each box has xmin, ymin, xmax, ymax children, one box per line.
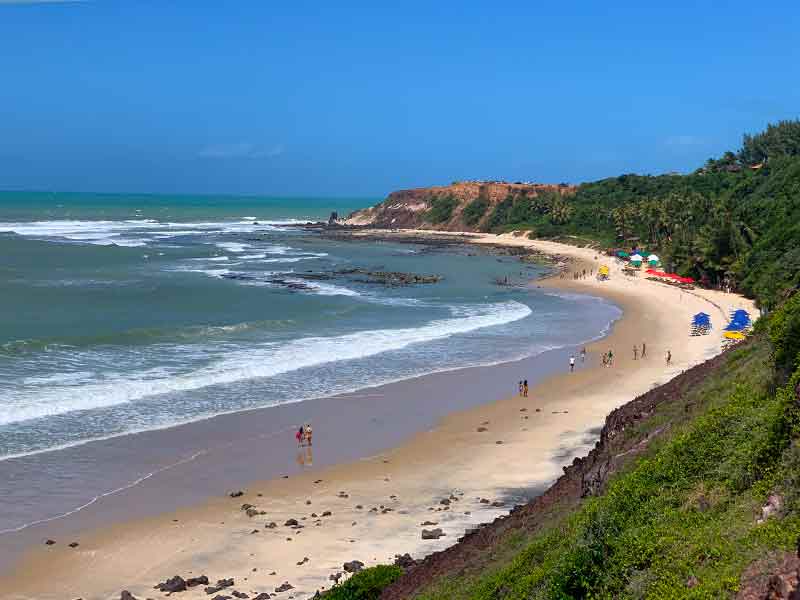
<box><xmin>0</xmin><ymin>233</ymin><xmax>757</xmax><ymax>600</ymax></box>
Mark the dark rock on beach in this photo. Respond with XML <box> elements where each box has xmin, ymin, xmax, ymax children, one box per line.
<box><xmin>186</xmin><ymin>575</ymin><xmax>209</xmax><ymax>587</ymax></box>
<box><xmin>421</xmin><ymin>528</ymin><xmax>445</xmax><ymax>540</ymax></box>
<box><xmin>274</xmin><ymin>582</ymin><xmax>294</xmax><ymax>592</ymax></box>
<box><xmin>120</xmin><ymin>592</ymin><xmax>138</xmax><ymax>600</ymax></box>
<box><xmin>154</xmin><ymin>575</ymin><xmax>187</xmax><ymax>593</ymax></box>
<box><xmin>343</xmin><ymin>560</ymin><xmax>365</xmax><ymax>573</ymax></box>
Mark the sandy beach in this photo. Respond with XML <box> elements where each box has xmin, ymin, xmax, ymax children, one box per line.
<box><xmin>0</xmin><ymin>233</ymin><xmax>757</xmax><ymax>600</ymax></box>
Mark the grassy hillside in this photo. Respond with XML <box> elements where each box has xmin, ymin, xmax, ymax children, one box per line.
<box><xmin>321</xmin><ymin>294</ymin><xmax>800</xmax><ymax>600</ymax></box>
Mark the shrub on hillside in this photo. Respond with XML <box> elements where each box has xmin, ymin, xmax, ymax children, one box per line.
<box><xmin>324</xmin><ymin>565</ymin><xmax>403</xmax><ymax>600</ymax></box>
<box><xmin>424</xmin><ymin>195</ymin><xmax>459</xmax><ymax>224</ymax></box>
<box><xmin>462</xmin><ymin>197</ymin><xmax>489</xmax><ymax>227</ymax></box>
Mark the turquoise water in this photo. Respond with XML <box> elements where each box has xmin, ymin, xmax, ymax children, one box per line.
<box><xmin>0</xmin><ymin>192</ymin><xmax>620</xmax><ymax>460</ymax></box>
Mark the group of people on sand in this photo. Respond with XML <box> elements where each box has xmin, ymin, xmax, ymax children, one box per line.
<box><xmin>295</xmin><ymin>423</ymin><xmax>313</xmax><ymax>447</ymax></box>
<box><xmin>558</xmin><ymin>268</ymin><xmax>593</xmax><ymax>280</ymax></box>
<box><xmin>518</xmin><ymin>380</ymin><xmax>529</xmax><ymax>397</ymax></box>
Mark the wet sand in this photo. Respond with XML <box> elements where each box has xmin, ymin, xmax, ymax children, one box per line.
<box><xmin>0</xmin><ymin>234</ymin><xmax>756</xmax><ymax>600</ymax></box>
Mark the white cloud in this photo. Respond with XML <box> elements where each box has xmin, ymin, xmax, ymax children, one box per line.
<box><xmin>198</xmin><ymin>143</ymin><xmax>284</xmax><ymax>159</ymax></box>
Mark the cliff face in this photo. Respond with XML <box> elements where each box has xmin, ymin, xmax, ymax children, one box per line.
<box><xmin>344</xmin><ymin>181</ymin><xmax>575</xmax><ymax>231</ymax></box>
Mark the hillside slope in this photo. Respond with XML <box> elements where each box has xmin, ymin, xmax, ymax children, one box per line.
<box><xmin>344</xmin><ymin>182</ymin><xmax>575</xmax><ymax>231</ymax></box>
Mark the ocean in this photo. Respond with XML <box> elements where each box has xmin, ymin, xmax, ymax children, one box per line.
<box><xmin>0</xmin><ymin>191</ymin><xmax>620</xmax><ymax>538</ymax></box>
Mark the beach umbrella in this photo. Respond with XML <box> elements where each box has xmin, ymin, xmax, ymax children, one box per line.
<box><xmin>647</xmin><ymin>254</ymin><xmax>660</xmax><ymax>266</ymax></box>
<box><xmin>630</xmin><ymin>253</ymin><xmax>643</xmax><ymax>262</ymax></box>
<box><xmin>724</xmin><ymin>331</ymin><xmax>746</xmax><ymax>340</ymax></box>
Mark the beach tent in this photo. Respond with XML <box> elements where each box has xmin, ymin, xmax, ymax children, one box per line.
<box><xmin>647</xmin><ymin>254</ymin><xmax>660</xmax><ymax>266</ymax></box>
<box><xmin>691</xmin><ymin>311</ymin><xmax>712</xmax><ymax>336</ymax></box>
<box><xmin>598</xmin><ymin>265</ymin><xmax>610</xmax><ymax>280</ymax></box>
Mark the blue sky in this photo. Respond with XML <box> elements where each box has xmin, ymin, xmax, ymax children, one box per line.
<box><xmin>1</xmin><ymin>1</ymin><xmax>798</xmax><ymax>197</ymax></box>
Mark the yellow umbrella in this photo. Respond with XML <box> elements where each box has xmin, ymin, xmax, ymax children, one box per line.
<box><xmin>723</xmin><ymin>331</ymin><xmax>746</xmax><ymax>340</ymax></box>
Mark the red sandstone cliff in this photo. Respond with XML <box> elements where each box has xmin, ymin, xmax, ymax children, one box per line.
<box><xmin>344</xmin><ymin>181</ymin><xmax>576</xmax><ymax>231</ymax></box>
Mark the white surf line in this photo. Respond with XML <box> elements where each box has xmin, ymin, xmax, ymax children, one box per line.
<box><xmin>0</xmin><ymin>425</ymin><xmax>297</xmax><ymax>536</ymax></box>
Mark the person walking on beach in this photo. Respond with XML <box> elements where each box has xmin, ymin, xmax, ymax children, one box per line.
<box><xmin>608</xmin><ymin>349</ymin><xmax>614</xmax><ymax>367</ymax></box>
<box><xmin>633</xmin><ymin>345</ymin><xmax>638</xmax><ymax>360</ymax></box>
<box><xmin>602</xmin><ymin>352</ymin><xmax>608</xmax><ymax>367</ymax></box>
<box><xmin>518</xmin><ymin>380</ymin><xmax>524</xmax><ymax>396</ymax></box>
<box><xmin>523</xmin><ymin>380</ymin><xmax>529</xmax><ymax>397</ymax></box>
<box><xmin>641</xmin><ymin>342</ymin><xmax>647</xmax><ymax>358</ymax></box>
<box><xmin>304</xmin><ymin>423</ymin><xmax>313</xmax><ymax>446</ymax></box>
<box><xmin>666</xmin><ymin>350</ymin><xmax>672</xmax><ymax>366</ymax></box>
<box><xmin>569</xmin><ymin>354</ymin><xmax>576</xmax><ymax>372</ymax></box>
<box><xmin>580</xmin><ymin>347</ymin><xmax>587</xmax><ymax>363</ymax></box>
<box><xmin>296</xmin><ymin>425</ymin><xmax>305</xmax><ymax>447</ymax></box>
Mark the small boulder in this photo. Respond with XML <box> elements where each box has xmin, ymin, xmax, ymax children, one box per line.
<box><xmin>120</xmin><ymin>592</ymin><xmax>138</xmax><ymax>600</ymax></box>
<box><xmin>421</xmin><ymin>528</ymin><xmax>444</xmax><ymax>540</ymax></box>
<box><xmin>275</xmin><ymin>582</ymin><xmax>294</xmax><ymax>592</ymax></box>
<box><xmin>343</xmin><ymin>560</ymin><xmax>364</xmax><ymax>573</ymax></box>
<box><xmin>284</xmin><ymin>518</ymin><xmax>299</xmax><ymax>527</ymax></box>
<box><xmin>68</xmin><ymin>542</ymin><xmax>79</xmax><ymax>548</ymax></box>
<box><xmin>186</xmin><ymin>575</ymin><xmax>209</xmax><ymax>587</ymax></box>
<box><xmin>154</xmin><ymin>575</ymin><xmax>187</xmax><ymax>593</ymax></box>
<box><xmin>229</xmin><ymin>490</ymin><xmax>245</xmax><ymax>498</ymax></box>
<box><xmin>321</xmin><ymin>511</ymin><xmax>332</xmax><ymax>517</ymax></box>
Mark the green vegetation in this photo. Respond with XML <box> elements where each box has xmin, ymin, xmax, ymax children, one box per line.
<box><xmin>480</xmin><ymin>120</ymin><xmax>800</xmax><ymax>310</ymax></box>
<box><xmin>484</xmin><ymin>190</ymin><xmax>573</xmax><ymax>237</ymax></box>
<box><xmin>462</xmin><ymin>197</ymin><xmax>489</xmax><ymax>227</ymax></box>
<box><xmin>424</xmin><ymin>194</ymin><xmax>459</xmax><ymax>224</ymax></box>
<box><xmin>324</xmin><ymin>565</ymin><xmax>403</xmax><ymax>599</ymax></box>
<box><xmin>365</xmin><ymin>296</ymin><xmax>800</xmax><ymax>598</ymax></box>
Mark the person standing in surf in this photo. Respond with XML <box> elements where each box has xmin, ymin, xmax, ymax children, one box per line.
<box><xmin>305</xmin><ymin>423</ymin><xmax>313</xmax><ymax>446</ymax></box>
<box><xmin>569</xmin><ymin>354</ymin><xmax>576</xmax><ymax>372</ymax></box>
<box><xmin>523</xmin><ymin>380</ymin><xmax>529</xmax><ymax>397</ymax></box>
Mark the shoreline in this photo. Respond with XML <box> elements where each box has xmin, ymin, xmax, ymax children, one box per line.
<box><xmin>0</xmin><ymin>231</ymin><xmax>756</xmax><ymax>600</ymax></box>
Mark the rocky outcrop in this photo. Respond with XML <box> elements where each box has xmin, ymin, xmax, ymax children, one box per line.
<box><xmin>343</xmin><ymin>181</ymin><xmax>575</xmax><ymax>231</ymax></box>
